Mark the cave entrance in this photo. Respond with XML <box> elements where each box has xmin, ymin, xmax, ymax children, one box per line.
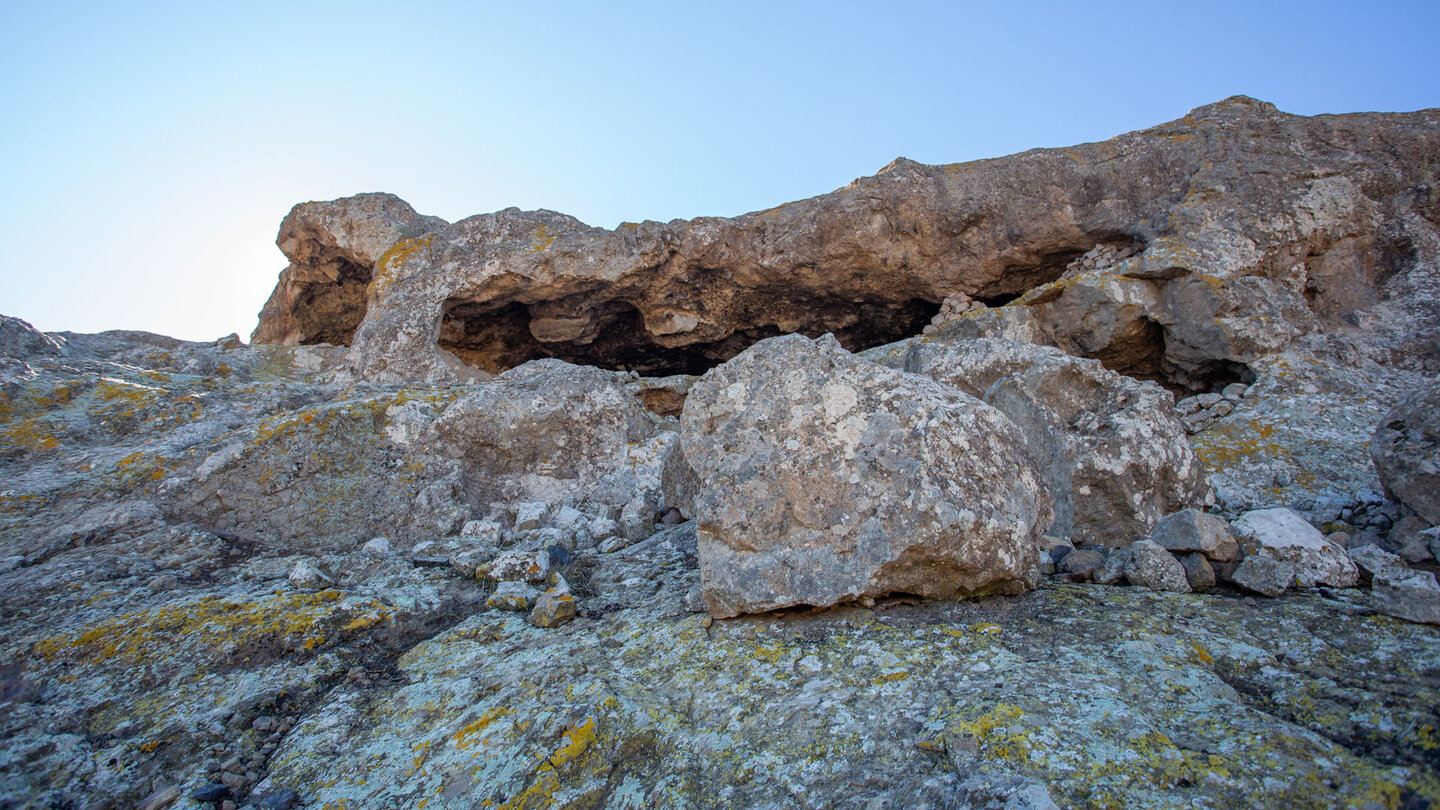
<box><xmin>1081</xmin><ymin>317</ymin><xmax>1253</xmax><ymax>395</ymax></box>
<box><xmin>437</xmin><ymin>296</ymin><xmax>943</xmax><ymax>377</ymax></box>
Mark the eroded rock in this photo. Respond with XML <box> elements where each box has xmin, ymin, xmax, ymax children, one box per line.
<box><xmin>1371</xmin><ymin>382</ymin><xmax>1440</xmax><ymax>524</ymax></box>
<box><xmin>681</xmin><ymin>334</ymin><xmax>1050</xmax><ymax>618</ymax></box>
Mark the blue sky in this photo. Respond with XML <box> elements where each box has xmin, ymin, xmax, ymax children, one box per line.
<box><xmin>3</xmin><ymin>0</ymin><xmax>1438</xmax><ymax>341</ymax></box>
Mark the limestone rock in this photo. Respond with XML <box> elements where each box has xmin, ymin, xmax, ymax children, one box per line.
<box><xmin>244</xmin><ymin>100</ymin><xmax>1440</xmax><ymax>404</ymax></box>
<box><xmin>1371</xmin><ymin>383</ymin><xmax>1440</xmax><ymax>524</ymax></box>
<box><xmin>1232</xmin><ymin>508</ymin><xmax>1359</xmax><ymax>588</ymax></box>
<box><xmin>1123</xmin><ymin>541</ymin><xmax>1191</xmax><ymax>593</ymax></box>
<box><xmin>1231</xmin><ymin>556</ymin><xmax>1295</xmax><ymax>598</ymax></box>
<box><xmin>253</xmin><ymin>193</ymin><xmax>448</xmax><ymax>347</ymax></box>
<box><xmin>1372</xmin><ymin>571</ymin><xmax>1440</xmax><ymax>625</ymax></box>
<box><xmin>892</xmin><ymin>338</ymin><xmax>1207</xmax><ymax>547</ymax></box>
<box><xmin>681</xmin><ymin>334</ymin><xmax>1051</xmax><ymax>618</ymax></box>
<box><xmin>1150</xmin><ymin>508</ymin><xmax>1240</xmax><ymax>561</ymax></box>
<box><xmin>487</xmin><ymin>551</ymin><xmax>550</xmax><ymax>584</ymax></box>
<box><xmin>429</xmin><ymin>359</ymin><xmax>667</xmax><ymax>516</ymax></box>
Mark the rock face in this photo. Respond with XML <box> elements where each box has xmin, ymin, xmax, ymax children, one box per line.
<box><xmin>878</xmin><ymin>337</ymin><xmax>1207</xmax><ymax>547</ymax></box>
<box><xmin>252</xmin><ymin>98</ymin><xmax>1440</xmax><ymax>404</ymax></box>
<box><xmin>1371</xmin><ymin>382</ymin><xmax>1440</xmax><ymax>524</ymax></box>
<box><xmin>681</xmin><ymin>334</ymin><xmax>1051</xmax><ymax>618</ymax></box>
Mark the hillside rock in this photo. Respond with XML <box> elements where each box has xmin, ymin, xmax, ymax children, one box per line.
<box><xmin>1371</xmin><ymin>382</ymin><xmax>1440</xmax><ymax>524</ymax></box>
<box><xmin>681</xmin><ymin>334</ymin><xmax>1050</xmax><ymax>617</ymax></box>
<box><xmin>878</xmin><ymin>337</ymin><xmax>1207</xmax><ymax>547</ymax></box>
<box><xmin>253</xmin><ymin>193</ymin><xmax>448</xmax><ymax>347</ymax></box>
<box><xmin>252</xmin><ymin>98</ymin><xmax>1440</xmax><ymax>403</ymax></box>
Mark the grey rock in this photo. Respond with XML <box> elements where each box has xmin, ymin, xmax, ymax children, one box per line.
<box><xmin>360</xmin><ymin>537</ymin><xmax>392</xmax><ymax>556</ymax></box>
<box><xmin>0</xmin><ymin>315</ymin><xmax>64</xmax><ymax>358</ymax></box>
<box><xmin>1388</xmin><ymin>515</ymin><xmax>1435</xmax><ymax>562</ymax></box>
<box><xmin>1150</xmin><ymin>508</ymin><xmax>1240</xmax><ymax>561</ymax></box>
<box><xmin>1370</xmin><ymin>383</ymin><xmax>1440</xmax><ymax>524</ymax></box>
<box><xmin>893</xmin><ymin>338</ymin><xmax>1207</xmax><ymax>548</ymax></box>
<box><xmin>1094</xmin><ymin>547</ymin><xmax>1131</xmax><ymax>585</ymax></box>
<box><xmin>513</xmin><ymin>502</ymin><xmax>549</xmax><ymax>532</ymax></box>
<box><xmin>287</xmin><ymin>561</ymin><xmax>331</xmax><ymax>590</ymax></box>
<box><xmin>460</xmin><ymin>520</ymin><xmax>503</xmax><ymax>544</ymax></box>
<box><xmin>485</xmin><ymin>581</ymin><xmax>538</xmax><ymax>611</ymax></box>
<box><xmin>1232</xmin><ymin>508</ymin><xmax>1359</xmax><ymax>588</ymax></box>
<box><xmin>1180</xmin><ymin>552</ymin><xmax>1217</xmax><ymax>593</ymax></box>
<box><xmin>681</xmin><ymin>334</ymin><xmax>1050</xmax><ymax>618</ymax></box>
<box><xmin>255</xmin><ymin>788</ymin><xmax>302</xmax><ymax>810</ymax></box>
<box><xmin>1373</xmin><ymin>571</ymin><xmax>1440</xmax><ymax>625</ymax></box>
<box><xmin>1231</xmin><ymin>556</ymin><xmax>1296</xmax><ymax>598</ymax></box>
<box><xmin>1059</xmin><ymin>548</ymin><xmax>1105</xmax><ymax>580</ymax></box>
<box><xmin>487</xmin><ymin>551</ymin><xmax>550</xmax><ymax>584</ymax></box>
<box><xmin>1123</xmin><ymin>541</ymin><xmax>1192</xmax><ymax>593</ymax></box>
<box><xmin>1347</xmin><ymin>544</ymin><xmax>1409</xmax><ymax>585</ymax></box>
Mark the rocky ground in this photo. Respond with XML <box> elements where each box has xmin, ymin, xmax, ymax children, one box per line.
<box><xmin>3</xmin><ymin>97</ymin><xmax>1440</xmax><ymax>809</ymax></box>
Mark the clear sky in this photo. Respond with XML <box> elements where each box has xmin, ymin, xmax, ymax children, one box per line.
<box><xmin>3</xmin><ymin>0</ymin><xmax>1438</xmax><ymax>341</ymax></box>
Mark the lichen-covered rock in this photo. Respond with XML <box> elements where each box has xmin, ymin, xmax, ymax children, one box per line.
<box><xmin>1233</xmin><ymin>507</ymin><xmax>1359</xmax><ymax>588</ymax></box>
<box><xmin>1231</xmin><ymin>556</ymin><xmax>1296</xmax><ymax>598</ymax></box>
<box><xmin>487</xmin><ymin>550</ymin><xmax>550</xmax><ymax>584</ymax></box>
<box><xmin>529</xmin><ymin>588</ymin><xmax>577</xmax><ymax>628</ymax></box>
<box><xmin>1373</xmin><ymin>570</ymin><xmax>1440</xmax><ymax>625</ymax></box>
<box><xmin>888</xmin><ymin>338</ymin><xmax>1208</xmax><ymax>547</ymax></box>
<box><xmin>1371</xmin><ymin>382</ymin><xmax>1440</xmax><ymax>524</ymax></box>
<box><xmin>0</xmin><ymin>314</ymin><xmax>63</xmax><ymax>358</ymax></box>
<box><xmin>429</xmin><ymin>358</ymin><xmax>671</xmax><ymax>516</ymax></box>
<box><xmin>1123</xmin><ymin>541</ymin><xmax>1191</xmax><ymax>593</ymax></box>
<box><xmin>485</xmin><ymin>580</ymin><xmax>538</xmax><ymax>611</ymax></box>
<box><xmin>1150</xmin><ymin>508</ymin><xmax>1239</xmax><ymax>561</ymax></box>
<box><xmin>681</xmin><ymin>334</ymin><xmax>1051</xmax><ymax>618</ymax></box>
<box><xmin>1347</xmin><ymin>543</ymin><xmax>1409</xmax><ymax>585</ymax></box>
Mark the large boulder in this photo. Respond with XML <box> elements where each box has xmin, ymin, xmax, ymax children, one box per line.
<box><xmin>430</xmin><ymin>359</ymin><xmax>671</xmax><ymax>518</ymax></box>
<box><xmin>1232</xmin><ymin>508</ymin><xmax>1359</xmax><ymax>588</ymax></box>
<box><xmin>680</xmin><ymin>334</ymin><xmax>1051</xmax><ymax>618</ymax></box>
<box><xmin>1371</xmin><ymin>383</ymin><xmax>1440</xmax><ymax>524</ymax></box>
<box><xmin>888</xmin><ymin>337</ymin><xmax>1208</xmax><ymax>547</ymax></box>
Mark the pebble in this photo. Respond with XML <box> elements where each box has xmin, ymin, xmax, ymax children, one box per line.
<box><xmin>220</xmin><ymin>772</ymin><xmax>247</xmax><ymax>790</ymax></box>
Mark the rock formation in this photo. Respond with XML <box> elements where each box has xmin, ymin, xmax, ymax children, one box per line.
<box><xmin>3</xmin><ymin>98</ymin><xmax>1440</xmax><ymax>808</ymax></box>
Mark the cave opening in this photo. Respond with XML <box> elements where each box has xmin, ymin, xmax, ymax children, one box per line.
<box><xmin>294</xmin><ymin>258</ymin><xmax>373</xmax><ymax>346</ymax></box>
<box><xmin>1079</xmin><ymin>317</ymin><xmax>1253</xmax><ymax>395</ymax></box>
<box><xmin>437</xmin><ymin>296</ymin><xmax>943</xmax><ymax>377</ymax></box>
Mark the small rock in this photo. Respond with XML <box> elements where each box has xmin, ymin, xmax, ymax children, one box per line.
<box><xmin>1328</xmin><ymin>531</ymin><xmax>1352</xmax><ymax>548</ymax></box>
<box><xmin>1390</xmin><ymin>515</ymin><xmax>1435</xmax><ymax>562</ymax></box>
<box><xmin>450</xmin><ymin>548</ymin><xmax>490</xmax><ymax>577</ymax></box>
<box><xmin>545</xmin><ymin>544</ymin><xmax>571</xmax><ymax>566</ymax></box>
<box><xmin>287</xmin><ymin>560</ymin><xmax>332</xmax><ymax>589</ymax></box>
<box><xmin>1373</xmin><ymin>570</ymin><xmax>1440</xmax><ymax>624</ymax></box>
<box><xmin>529</xmin><ymin>588</ymin><xmax>578</xmax><ymax>628</ymax></box>
<box><xmin>138</xmin><ymin>785</ymin><xmax>181</xmax><ymax>810</ymax></box>
<box><xmin>221</xmin><ymin>802</ymin><xmax>236</xmax><ymax>810</ymax></box>
<box><xmin>1124</xmin><ymin>541</ymin><xmax>1191</xmax><ymax>592</ymax></box>
<box><xmin>460</xmin><ymin>520</ymin><xmax>503</xmax><ymax>544</ymax></box>
<box><xmin>255</xmin><ymin>788</ymin><xmax>302</xmax><ymax>810</ymax></box>
<box><xmin>1150</xmin><ymin>508</ymin><xmax>1240</xmax><ymax>561</ymax></box>
<box><xmin>193</xmin><ymin>783</ymin><xmax>232</xmax><ymax>803</ymax></box>
<box><xmin>1348</xmin><ymin>544</ymin><xmax>1409</xmax><ymax>586</ymax></box>
<box><xmin>619</xmin><ymin>496</ymin><xmax>655</xmax><ymax>541</ymax></box>
<box><xmin>486</xmin><ymin>580</ymin><xmax>538</xmax><ymax>611</ymax></box>
<box><xmin>598</xmin><ymin>534</ymin><xmax>631</xmax><ymax>554</ymax></box>
<box><xmin>513</xmin><ymin>502</ymin><xmax>549</xmax><ymax>532</ymax></box>
<box><xmin>361</xmin><ymin>537</ymin><xmax>392</xmax><ymax>556</ymax></box>
<box><xmin>1094</xmin><ymin>548</ymin><xmax>1130</xmax><ymax>585</ymax></box>
<box><xmin>1059</xmin><ymin>548</ymin><xmax>1105</xmax><ymax>581</ymax></box>
<box><xmin>1180</xmin><ymin>552</ymin><xmax>1216</xmax><ymax>592</ymax></box>
<box><xmin>220</xmin><ymin>772</ymin><xmax>247</xmax><ymax>791</ymax></box>
<box><xmin>589</xmin><ymin>516</ymin><xmax>620</xmax><ymax>543</ymax></box>
<box><xmin>1222</xmin><ymin>383</ymin><xmax>1248</xmax><ymax>400</ymax></box>
<box><xmin>659</xmin><ymin>507</ymin><xmax>686</xmax><ymax>525</ymax></box>
<box><xmin>146</xmin><ymin>573</ymin><xmax>178</xmax><ymax>592</ymax></box>
<box><xmin>684</xmin><ymin>584</ymin><xmax>707</xmax><ymax>613</ymax></box>
<box><xmin>1231</xmin><ymin>556</ymin><xmax>1295</xmax><ymax>598</ymax></box>
<box><xmin>1232</xmin><ymin>507</ymin><xmax>1359</xmax><ymax>588</ymax></box>
<box><xmin>487</xmin><ymin>550</ymin><xmax>550</xmax><ymax>583</ymax></box>
<box><xmin>222</xmin><ymin>757</ymin><xmax>243</xmax><ymax>774</ymax></box>
<box><xmin>252</xmin><ymin>716</ymin><xmax>277</xmax><ymax>732</ymax></box>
